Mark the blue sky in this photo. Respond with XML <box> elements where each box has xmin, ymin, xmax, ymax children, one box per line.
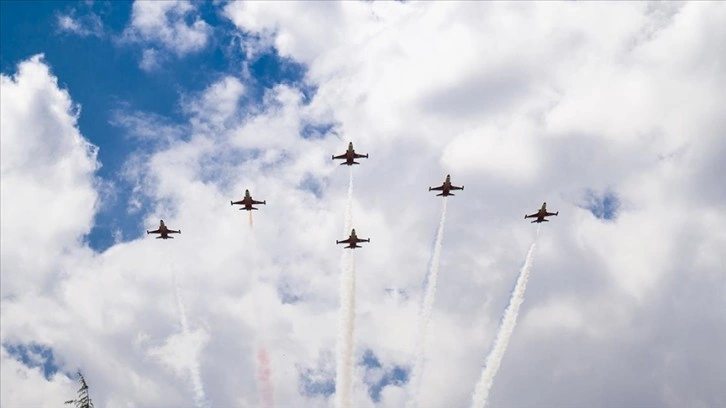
<box><xmin>2</xmin><ymin>2</ymin><xmax>725</xmax><ymax>408</ymax></box>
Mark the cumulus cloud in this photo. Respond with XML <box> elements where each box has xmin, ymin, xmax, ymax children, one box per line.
<box><xmin>0</xmin><ymin>54</ymin><xmax>100</xmax><ymax>297</ymax></box>
<box><xmin>3</xmin><ymin>2</ymin><xmax>726</xmax><ymax>407</ymax></box>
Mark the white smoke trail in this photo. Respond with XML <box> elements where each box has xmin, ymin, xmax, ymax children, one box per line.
<box><xmin>248</xmin><ymin>211</ymin><xmax>253</xmax><ymax>229</ymax></box>
<box><xmin>256</xmin><ymin>347</ymin><xmax>275</xmax><ymax>408</ymax></box>
<box><xmin>470</xmin><ymin>228</ymin><xmax>540</xmax><ymax>408</ymax></box>
<box><xmin>173</xmin><ymin>273</ymin><xmax>209</xmax><ymax>408</ymax></box>
<box><xmin>335</xmin><ymin>168</ymin><xmax>356</xmax><ymax>408</ymax></box>
<box><xmin>406</xmin><ymin>198</ymin><xmax>448</xmax><ymax>408</ymax></box>
<box><xmin>345</xmin><ymin>166</ymin><xmax>353</xmax><ymax>231</ymax></box>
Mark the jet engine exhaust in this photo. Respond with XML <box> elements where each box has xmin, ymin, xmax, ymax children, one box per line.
<box><xmin>336</xmin><ymin>167</ymin><xmax>356</xmax><ymax>408</ymax></box>
<box><xmin>470</xmin><ymin>227</ymin><xmax>540</xmax><ymax>408</ymax></box>
<box><xmin>407</xmin><ymin>198</ymin><xmax>448</xmax><ymax>408</ymax></box>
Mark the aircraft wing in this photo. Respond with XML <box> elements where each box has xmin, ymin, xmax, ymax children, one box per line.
<box><xmin>251</xmin><ymin>199</ymin><xmax>265</xmax><ymax>205</ymax></box>
<box><xmin>545</xmin><ymin>211</ymin><xmax>558</xmax><ymax>216</ymax></box>
<box><xmin>337</xmin><ymin>237</ymin><xmax>353</xmax><ymax>245</ymax></box>
<box><xmin>168</xmin><ymin>229</ymin><xmax>181</xmax><ymax>234</ymax></box>
<box><xmin>353</xmin><ymin>153</ymin><xmax>368</xmax><ymax>158</ymax></box>
<box><xmin>148</xmin><ymin>228</ymin><xmax>161</xmax><ymax>234</ymax></box>
<box><xmin>524</xmin><ymin>213</ymin><xmax>539</xmax><ymax>218</ymax></box>
<box><xmin>231</xmin><ymin>200</ymin><xmax>244</xmax><ymax>205</ymax></box>
<box><xmin>450</xmin><ymin>185</ymin><xmax>463</xmax><ymax>190</ymax></box>
<box><xmin>332</xmin><ymin>153</ymin><xmax>347</xmax><ymax>160</ymax></box>
<box><xmin>429</xmin><ymin>185</ymin><xmax>445</xmax><ymax>191</ymax></box>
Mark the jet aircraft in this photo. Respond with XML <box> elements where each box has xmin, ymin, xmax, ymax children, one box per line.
<box><xmin>231</xmin><ymin>189</ymin><xmax>266</xmax><ymax>211</ymax></box>
<box><xmin>524</xmin><ymin>202</ymin><xmax>559</xmax><ymax>223</ymax></box>
<box><xmin>332</xmin><ymin>142</ymin><xmax>368</xmax><ymax>165</ymax></box>
<box><xmin>429</xmin><ymin>174</ymin><xmax>464</xmax><ymax>196</ymax></box>
<box><xmin>336</xmin><ymin>228</ymin><xmax>370</xmax><ymax>249</ymax></box>
<box><xmin>147</xmin><ymin>220</ymin><xmax>181</xmax><ymax>239</ymax></box>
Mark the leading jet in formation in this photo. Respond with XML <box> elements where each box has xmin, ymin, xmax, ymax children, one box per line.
<box><xmin>524</xmin><ymin>202</ymin><xmax>559</xmax><ymax>223</ymax></box>
<box><xmin>336</xmin><ymin>228</ymin><xmax>370</xmax><ymax>249</ymax></box>
<box><xmin>147</xmin><ymin>220</ymin><xmax>181</xmax><ymax>239</ymax></box>
<box><xmin>332</xmin><ymin>142</ymin><xmax>368</xmax><ymax>166</ymax></box>
<box><xmin>231</xmin><ymin>189</ymin><xmax>266</xmax><ymax>211</ymax></box>
<box><xmin>429</xmin><ymin>174</ymin><xmax>464</xmax><ymax>197</ymax></box>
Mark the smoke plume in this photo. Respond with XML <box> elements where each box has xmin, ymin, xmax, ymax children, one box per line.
<box><xmin>335</xmin><ymin>168</ymin><xmax>357</xmax><ymax>408</ymax></box>
<box><xmin>407</xmin><ymin>198</ymin><xmax>448</xmax><ymax>408</ymax></box>
<box><xmin>471</xmin><ymin>230</ymin><xmax>539</xmax><ymax>408</ymax></box>
<box><xmin>173</xmin><ymin>274</ymin><xmax>209</xmax><ymax>408</ymax></box>
<box><xmin>256</xmin><ymin>347</ymin><xmax>275</xmax><ymax>408</ymax></box>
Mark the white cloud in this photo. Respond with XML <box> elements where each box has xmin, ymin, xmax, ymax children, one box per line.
<box><xmin>56</xmin><ymin>12</ymin><xmax>104</xmax><ymax>38</ymax></box>
<box><xmin>0</xmin><ymin>54</ymin><xmax>100</xmax><ymax>297</ymax></box>
<box><xmin>183</xmin><ymin>76</ymin><xmax>246</xmax><ymax>133</ymax></box>
<box><xmin>0</xmin><ymin>347</ymin><xmax>76</xmax><ymax>407</ymax></box>
<box><xmin>3</xmin><ymin>2</ymin><xmax>726</xmax><ymax>407</ymax></box>
<box><xmin>139</xmin><ymin>48</ymin><xmax>163</xmax><ymax>72</ymax></box>
<box><xmin>125</xmin><ymin>1</ymin><xmax>211</xmax><ymax>59</ymax></box>
<box><xmin>223</xmin><ymin>2</ymin><xmax>726</xmax><ymax>406</ymax></box>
